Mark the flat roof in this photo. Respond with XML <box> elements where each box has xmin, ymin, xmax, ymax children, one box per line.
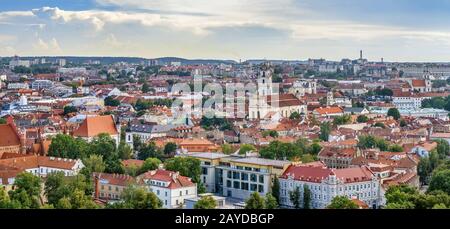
<box><xmin>230</xmin><ymin>157</ymin><xmax>291</xmax><ymax>167</ymax></box>
<box><xmin>188</xmin><ymin>152</ymin><xmax>230</xmax><ymax>160</ymax></box>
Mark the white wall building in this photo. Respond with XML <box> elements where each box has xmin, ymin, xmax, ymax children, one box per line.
<box><xmin>279</xmin><ymin>164</ymin><xmax>384</xmax><ymax>209</ymax></box>
<box><xmin>138</xmin><ymin>169</ymin><xmax>197</xmax><ymax>209</ymax></box>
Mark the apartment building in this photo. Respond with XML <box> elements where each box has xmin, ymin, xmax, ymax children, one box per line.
<box><xmin>187</xmin><ymin>153</ymin><xmax>292</xmax><ymax>200</ymax></box>
<box><xmin>279</xmin><ymin>164</ymin><xmax>384</xmax><ymax>209</ymax></box>
<box><xmin>137</xmin><ymin>169</ymin><xmax>197</xmax><ymax>209</ymax></box>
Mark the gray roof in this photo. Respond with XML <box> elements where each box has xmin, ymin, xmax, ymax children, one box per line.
<box><xmin>344</xmin><ymin>107</ymin><xmax>366</xmax><ymax>113</ymax></box>
<box><xmin>188</xmin><ymin>152</ymin><xmax>231</xmax><ymax>160</ymax></box>
<box><xmin>230</xmin><ymin>157</ymin><xmax>291</xmax><ymax>167</ymax></box>
<box><xmin>129</xmin><ymin>123</ymin><xmax>182</xmax><ymax>133</ymax></box>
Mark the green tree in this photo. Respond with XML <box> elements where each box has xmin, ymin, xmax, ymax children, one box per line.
<box><xmin>265</xmin><ymin>193</ymin><xmax>278</xmax><ymax>209</ymax></box>
<box><xmin>303</xmin><ymin>185</ymin><xmax>311</xmax><ymax>209</ymax></box>
<box><xmin>289</xmin><ymin>111</ymin><xmax>301</xmax><ymax>120</ymax></box>
<box><xmin>308</xmin><ymin>143</ymin><xmax>322</xmax><ymax>155</ymax></box>
<box><xmin>164</xmin><ymin>142</ymin><xmax>178</xmax><ymax>156</ymax></box>
<box><xmin>48</xmin><ymin>134</ymin><xmax>89</xmax><ymax>159</ymax></box>
<box><xmin>399</xmin><ymin>119</ymin><xmax>408</xmax><ymax>127</ymax></box>
<box><xmin>357</xmin><ymin>115</ymin><xmax>369</xmax><ymax>123</ymax></box>
<box><xmin>262</xmin><ymin>130</ymin><xmax>279</xmax><ymax>138</ymax></box>
<box><xmin>239</xmin><ymin>144</ymin><xmax>256</xmax><ymax>155</ymax></box>
<box><xmin>138</xmin><ymin>142</ymin><xmax>163</xmax><ymax>160</ymax></box>
<box><xmin>164</xmin><ymin>157</ymin><xmax>204</xmax><ymax>193</ymax></box>
<box><xmin>139</xmin><ymin>158</ymin><xmax>162</xmax><ymax>174</ymax></box>
<box><xmin>118</xmin><ymin>141</ymin><xmax>133</xmax><ymax>160</ymax></box>
<box><xmin>289</xmin><ymin>186</ymin><xmax>301</xmax><ymax>209</ymax></box>
<box><xmin>333</xmin><ymin>114</ymin><xmax>352</xmax><ymax>126</ymax></box>
<box><xmin>8</xmin><ymin>172</ymin><xmax>41</xmax><ymax>209</ymax></box>
<box><xmin>89</xmin><ymin>133</ymin><xmax>117</xmax><ymax>160</ymax></box>
<box><xmin>327</xmin><ymin>196</ymin><xmax>358</xmax><ymax>209</ymax></box>
<box><xmin>319</xmin><ymin>122</ymin><xmax>332</xmax><ymax>141</ymax></box>
<box><xmin>56</xmin><ymin>197</ymin><xmax>72</xmax><ymax>209</ymax></box>
<box><xmin>82</xmin><ymin>155</ymin><xmax>106</xmax><ymax>174</ymax></box>
<box><xmin>429</xmin><ymin>169</ymin><xmax>450</xmax><ymax>195</ymax></box>
<box><xmin>387</xmin><ymin>108</ymin><xmax>401</xmax><ymax>120</ymax></box>
<box><xmin>374</xmin><ymin>122</ymin><xmax>386</xmax><ymax>128</ymax></box>
<box><xmin>194</xmin><ymin>196</ymin><xmax>217</xmax><ymax>209</ymax></box>
<box><xmin>120</xmin><ymin>185</ymin><xmax>162</xmax><ymax>209</ymax></box>
<box><xmin>104</xmin><ymin>96</ymin><xmax>120</xmax><ymax>106</ymax></box>
<box><xmin>0</xmin><ymin>118</ymin><xmax>6</xmax><ymax>124</ymax></box>
<box><xmin>221</xmin><ymin>144</ymin><xmax>234</xmax><ymax>154</ymax></box>
<box><xmin>245</xmin><ymin>192</ymin><xmax>265</xmax><ymax>209</ymax></box>
<box><xmin>436</xmin><ymin>139</ymin><xmax>450</xmax><ymax>159</ymax></box>
<box><xmin>272</xmin><ymin>177</ymin><xmax>280</xmax><ymax>204</ymax></box>
<box><xmin>142</xmin><ymin>82</ymin><xmax>150</xmax><ymax>93</ymax></box>
<box><xmin>389</xmin><ymin>145</ymin><xmax>404</xmax><ymax>152</ymax></box>
<box><xmin>63</xmin><ymin>106</ymin><xmax>78</xmax><ymax>115</ymax></box>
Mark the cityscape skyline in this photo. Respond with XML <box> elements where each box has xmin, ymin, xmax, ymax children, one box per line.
<box><xmin>1</xmin><ymin>0</ymin><xmax>450</xmax><ymax>62</ymax></box>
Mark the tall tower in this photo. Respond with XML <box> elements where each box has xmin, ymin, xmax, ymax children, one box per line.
<box><xmin>326</xmin><ymin>91</ymin><xmax>334</xmax><ymax>106</ymax></box>
<box><xmin>257</xmin><ymin>70</ymin><xmax>273</xmax><ymax>97</ymax></box>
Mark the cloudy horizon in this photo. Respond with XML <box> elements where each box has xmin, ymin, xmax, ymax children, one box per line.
<box><xmin>1</xmin><ymin>0</ymin><xmax>450</xmax><ymax>62</ymax></box>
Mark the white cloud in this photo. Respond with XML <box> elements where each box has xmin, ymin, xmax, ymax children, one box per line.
<box><xmin>32</xmin><ymin>37</ymin><xmax>62</xmax><ymax>53</ymax></box>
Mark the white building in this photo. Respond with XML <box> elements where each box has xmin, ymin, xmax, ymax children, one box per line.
<box><xmin>0</xmin><ymin>155</ymin><xmax>84</xmax><ymax>181</ymax></box>
<box><xmin>32</xmin><ymin>80</ymin><xmax>54</xmax><ymax>91</ymax></box>
<box><xmin>138</xmin><ymin>169</ymin><xmax>197</xmax><ymax>209</ymax></box>
<box><xmin>7</xmin><ymin>83</ymin><xmax>29</xmax><ymax>90</ymax></box>
<box><xmin>279</xmin><ymin>164</ymin><xmax>384</xmax><ymax>209</ymax></box>
<box><xmin>9</xmin><ymin>59</ymin><xmax>31</xmax><ymax>68</ymax></box>
<box><xmin>248</xmin><ymin>70</ymin><xmax>307</xmax><ymax>120</ymax></box>
<box><xmin>392</xmin><ymin>96</ymin><xmax>424</xmax><ymax>110</ymax></box>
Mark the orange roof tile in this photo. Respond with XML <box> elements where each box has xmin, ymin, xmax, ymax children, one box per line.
<box><xmin>73</xmin><ymin>115</ymin><xmax>118</xmax><ymax>137</ymax></box>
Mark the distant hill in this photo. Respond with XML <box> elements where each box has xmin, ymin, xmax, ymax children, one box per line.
<box><xmin>9</xmin><ymin>56</ymin><xmax>237</xmax><ymax>66</ymax></box>
<box><xmin>154</xmin><ymin>57</ymin><xmax>237</xmax><ymax>65</ymax></box>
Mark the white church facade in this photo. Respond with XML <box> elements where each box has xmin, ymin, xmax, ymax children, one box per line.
<box><xmin>248</xmin><ymin>69</ymin><xmax>307</xmax><ymax>120</ymax></box>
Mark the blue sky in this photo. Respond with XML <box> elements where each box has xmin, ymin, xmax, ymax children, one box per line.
<box><xmin>1</xmin><ymin>0</ymin><xmax>450</xmax><ymax>61</ymax></box>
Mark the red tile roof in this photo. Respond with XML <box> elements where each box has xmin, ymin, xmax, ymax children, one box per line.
<box><xmin>281</xmin><ymin>165</ymin><xmax>374</xmax><ymax>183</ymax></box>
<box><xmin>314</xmin><ymin>107</ymin><xmax>344</xmax><ymax>115</ymax></box>
<box><xmin>93</xmin><ymin>172</ymin><xmax>135</xmax><ymax>186</ymax></box>
<box><xmin>138</xmin><ymin>169</ymin><xmax>195</xmax><ymax>189</ymax></box>
<box><xmin>0</xmin><ymin>124</ymin><xmax>21</xmax><ymax>148</ymax></box>
<box><xmin>411</xmin><ymin>80</ymin><xmax>426</xmax><ymax>87</ymax></box>
<box><xmin>73</xmin><ymin>115</ymin><xmax>118</xmax><ymax>137</ymax></box>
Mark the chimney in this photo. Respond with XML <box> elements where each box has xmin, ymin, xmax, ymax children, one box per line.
<box><xmin>360</xmin><ymin>50</ymin><xmax>363</xmax><ymax>60</ymax></box>
<box><xmin>93</xmin><ymin>174</ymin><xmax>100</xmax><ymax>199</ymax></box>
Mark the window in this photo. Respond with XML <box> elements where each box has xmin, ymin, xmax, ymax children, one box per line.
<box><xmin>258</xmin><ymin>185</ymin><xmax>264</xmax><ymax>193</ymax></box>
<box><xmin>115</xmin><ymin>187</ymin><xmax>119</xmax><ymax>192</ymax></box>
<box><xmin>202</xmin><ymin>168</ymin><xmax>208</xmax><ymax>175</ymax></box>
<box><xmin>241</xmin><ymin>182</ymin><xmax>249</xmax><ymax>191</ymax></box>
<box><xmin>165</xmin><ymin>192</ymin><xmax>168</xmax><ymax>197</ymax></box>
<box><xmin>233</xmin><ymin>181</ymin><xmax>240</xmax><ymax>189</ymax></box>
<box><xmin>250</xmin><ymin>184</ymin><xmax>257</xmax><ymax>191</ymax></box>
<box><xmin>101</xmin><ymin>185</ymin><xmax>105</xmax><ymax>190</ymax></box>
<box><xmin>241</xmin><ymin>173</ymin><xmax>248</xmax><ymax>181</ymax></box>
<box><xmin>180</xmin><ymin>191</ymin><xmax>182</xmax><ymax>196</ymax></box>
<box><xmin>165</xmin><ymin>200</ymin><xmax>167</xmax><ymax>205</ymax></box>
<box><xmin>157</xmin><ymin>190</ymin><xmax>160</xmax><ymax>195</ymax></box>
<box><xmin>233</xmin><ymin>172</ymin><xmax>240</xmax><ymax>179</ymax></box>
<box><xmin>204</xmin><ymin>162</ymin><xmax>211</xmax><ymax>166</ymax></box>
<box><xmin>108</xmin><ymin>186</ymin><xmax>112</xmax><ymax>191</ymax></box>
<box><xmin>259</xmin><ymin>175</ymin><xmax>264</xmax><ymax>183</ymax></box>
<box><xmin>176</xmin><ymin>200</ymin><xmax>179</xmax><ymax>205</ymax></box>
<box><xmin>226</xmin><ymin>180</ymin><xmax>231</xmax><ymax>188</ymax></box>
<box><xmin>186</xmin><ymin>190</ymin><xmax>188</xmax><ymax>195</ymax></box>
<box><xmin>250</xmin><ymin>174</ymin><xmax>257</xmax><ymax>182</ymax></box>
<box><xmin>227</xmin><ymin>171</ymin><xmax>232</xmax><ymax>179</ymax></box>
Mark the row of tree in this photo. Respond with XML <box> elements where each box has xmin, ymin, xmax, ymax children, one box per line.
<box><xmin>259</xmin><ymin>139</ymin><xmax>322</xmax><ymax>162</ymax></box>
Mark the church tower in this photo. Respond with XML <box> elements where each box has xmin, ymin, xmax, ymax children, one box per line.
<box><xmin>326</xmin><ymin>91</ymin><xmax>335</xmax><ymax>106</ymax></box>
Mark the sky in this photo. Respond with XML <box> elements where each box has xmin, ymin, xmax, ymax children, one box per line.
<box><xmin>1</xmin><ymin>0</ymin><xmax>450</xmax><ymax>62</ymax></box>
